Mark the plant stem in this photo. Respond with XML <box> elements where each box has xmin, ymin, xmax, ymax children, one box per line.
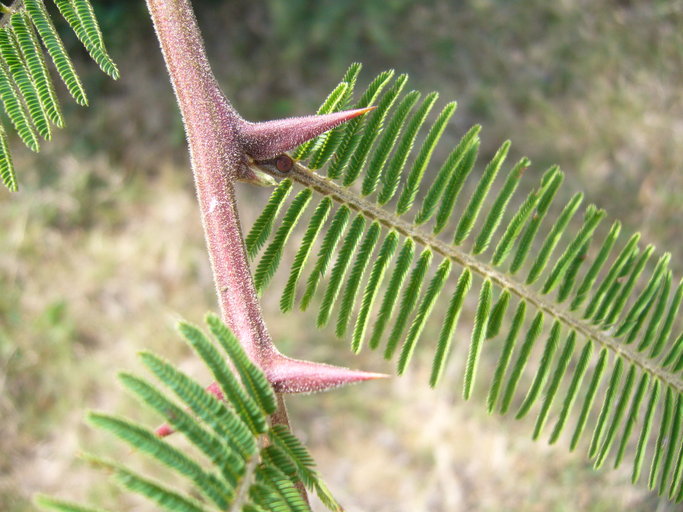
<box><xmin>144</xmin><ymin>0</ymin><xmax>277</xmax><ymax>372</ymax></box>
<box><xmin>143</xmin><ymin>0</ymin><xmax>293</xmax><ymax>424</ymax></box>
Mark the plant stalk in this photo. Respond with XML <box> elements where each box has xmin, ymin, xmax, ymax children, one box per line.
<box><xmin>143</xmin><ymin>0</ymin><xmax>294</xmax><ymax>427</ymax></box>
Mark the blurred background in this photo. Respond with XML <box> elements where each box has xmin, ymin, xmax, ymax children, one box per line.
<box><xmin>2</xmin><ymin>0</ymin><xmax>683</xmax><ymax>510</ymax></box>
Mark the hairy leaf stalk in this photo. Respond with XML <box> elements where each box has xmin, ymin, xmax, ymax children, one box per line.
<box><xmin>283</xmin><ymin>162</ymin><xmax>683</xmax><ymax>394</ymax></box>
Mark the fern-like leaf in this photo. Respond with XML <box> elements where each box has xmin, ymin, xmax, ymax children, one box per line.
<box><xmin>251</xmin><ymin>67</ymin><xmax>683</xmax><ymax>501</ymax></box>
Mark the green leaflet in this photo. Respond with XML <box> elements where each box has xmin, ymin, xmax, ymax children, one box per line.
<box><xmin>584</xmin><ymin>232</ymin><xmax>640</xmax><ymax>321</ymax></box>
<box><xmin>515</xmin><ymin>321</ymin><xmax>561</xmax><ymax>419</ymax></box>
<box><xmin>557</xmin><ymin>238</ymin><xmax>591</xmax><ymax>304</ymax></box>
<box><xmin>570</xmin><ymin>349</ymin><xmax>609</xmax><ymax>451</ymax></box>
<box><xmin>139</xmin><ymin>351</ymin><xmax>257</xmax><ymax>455</ymax></box>
<box><xmin>337</xmin><ymin>221</ymin><xmax>381</xmax><ymax>337</ymax></box>
<box><xmin>35</xmin><ymin>496</ymin><xmax>110</xmax><ymax>512</ymax></box>
<box><xmin>414</xmin><ymin>124</ymin><xmax>481</xmax><ymax>225</ymax></box>
<box><xmin>490</xmin><ymin>179</ymin><xmax>542</xmax><ymax>266</ymax></box>
<box><xmin>24</xmin><ymin>0</ymin><xmax>88</xmax><ymax>105</ymax></box>
<box><xmin>463</xmin><ymin>278</ymin><xmax>492</xmax><ymax>400</ymax></box>
<box><xmin>254</xmin><ymin>188</ymin><xmax>312</xmax><ymax>292</ymax></box>
<box><xmin>280</xmin><ymin>197</ymin><xmax>332</xmax><ymax>312</ymax></box>
<box><xmin>433</xmin><ymin>140</ymin><xmax>479</xmax><ymax>235</ymax></box>
<box><xmin>119</xmin><ymin>372</ymin><xmax>248</xmax><ymax>484</ymax></box>
<box><xmin>486</xmin><ymin>289</ymin><xmax>510</xmax><ymax>339</ymax></box>
<box><xmin>54</xmin><ymin>0</ymin><xmax>119</xmax><ymax>78</ymax></box>
<box><xmin>362</xmin><ymin>91</ymin><xmax>422</xmax><ymax>196</ymax></box>
<box><xmin>326</xmin><ymin>70</ymin><xmax>394</xmax><ymax>178</ymax></box>
<box><xmin>617</xmin><ymin>253</ymin><xmax>671</xmax><ymax>337</ymax></box>
<box><xmin>398</xmin><ymin>258</ymin><xmax>451</xmax><ymax>375</ymax></box>
<box><xmin>301</xmin><ymin>205</ymin><xmax>350</xmax><ymax>310</ymax></box>
<box><xmin>395</xmin><ymin>101</ymin><xmax>457</xmax><ymax>215</ymax></box>
<box><xmin>655</xmin><ymin>279</ymin><xmax>683</xmax><ymax>355</ymax></box>
<box><xmin>206</xmin><ymin>313</ymin><xmax>277</xmax><ymax>415</ymax></box>
<box><xmin>549</xmin><ymin>341</ymin><xmax>593</xmax><ymax>444</ymax></box>
<box><xmin>0</xmin><ymin>122</ymin><xmax>15</xmax><ymax>191</ymax></box>
<box><xmin>317</xmin><ymin>214</ymin><xmax>366</xmax><ymax>327</ymax></box>
<box><xmin>246</xmin><ymin>179</ymin><xmax>293</xmax><ymax>259</ymax></box>
<box><xmin>593</xmin><ymin>364</ymin><xmax>637</xmax><ymax>469</ymax></box>
<box><xmin>251</xmin><ymin>67</ymin><xmax>683</xmax><ymax>501</ymax></box>
<box><xmin>352</xmin><ymin>231</ymin><xmax>399</xmax><ymax>353</ymax></box>
<box><xmin>343</xmin><ymin>74</ymin><xmax>408</xmax><ymax>186</ymax></box>
<box><xmin>306</xmin><ymin>63</ymin><xmax>362</xmax><ymax>168</ymax></box>
<box><xmin>614</xmin><ymin>372</ymin><xmax>650</xmax><ymax>470</ymax></box>
<box><xmin>11</xmin><ymin>12</ymin><xmax>64</xmax><ymax>127</ymax></box>
<box><xmin>588</xmin><ymin>357</ymin><xmax>626</xmax><ymax>459</ymax></box>
<box><xmin>499</xmin><ymin>311</ymin><xmax>544</xmax><ymax>414</ymax></box>
<box><xmin>453</xmin><ymin>140</ymin><xmax>510</xmax><ymax>245</ymax></box>
<box><xmin>378</xmin><ymin>92</ymin><xmax>438</xmax><ymax>205</ymax></box>
<box><xmin>384</xmin><ymin>247</ymin><xmax>432</xmax><ymax>359</ymax></box>
<box><xmin>114</xmin><ymin>465</ymin><xmax>210</xmax><ymax>512</ymax></box>
<box><xmin>369</xmin><ymin>238</ymin><xmax>414</xmax><ymax>350</ymax></box>
<box><xmin>88</xmin><ymin>412</ymin><xmax>233</xmax><ymax>509</ymax></box>
<box><xmin>532</xmin><ymin>331</ymin><xmax>576</xmax><ymax>440</ymax></box>
<box><xmin>178</xmin><ymin>321</ymin><xmax>267</xmax><ymax>434</ymax></box>
<box><xmin>650</xmin><ymin>387</ymin><xmax>675</xmax><ymax>491</ymax></box>
<box><xmin>0</xmin><ymin>60</ymin><xmax>38</xmax><ymax>151</ymax></box>
<box><xmin>472</xmin><ymin>158</ymin><xmax>528</xmax><ymax>255</ymax></box>
<box><xmin>541</xmin><ymin>205</ymin><xmax>606</xmax><ymax>294</ymax></box>
<box><xmin>644</xmin><ymin>273</ymin><xmax>676</xmax><ymax>356</ymax></box>
<box><xmin>525</xmin><ymin>192</ymin><xmax>584</xmax><ymax>285</ymax></box>
<box><xmin>0</xmin><ymin>27</ymin><xmax>50</xmax><ymax>140</ymax></box>
<box><xmin>570</xmin><ymin>221</ymin><xmax>621</xmax><ymax>311</ymax></box>
<box><xmin>431</xmin><ymin>267</ymin><xmax>472</xmax><ymax>388</ymax></box>
<box><xmin>487</xmin><ymin>300</ymin><xmax>526</xmax><ymax>412</ymax></box>
<box><xmin>633</xmin><ymin>380</ymin><xmax>661</xmax><ymax>484</ymax></box>
<box><xmin>509</xmin><ymin>166</ymin><xmax>563</xmax><ymax>273</ymax></box>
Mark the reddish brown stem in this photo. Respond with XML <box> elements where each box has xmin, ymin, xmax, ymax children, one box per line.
<box><xmin>144</xmin><ymin>0</ymin><xmax>275</xmax><ymax>365</ymax></box>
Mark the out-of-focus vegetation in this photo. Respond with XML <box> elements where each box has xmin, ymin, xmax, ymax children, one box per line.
<box><xmin>1</xmin><ymin>1</ymin><xmax>682</xmax><ymax>510</ymax></box>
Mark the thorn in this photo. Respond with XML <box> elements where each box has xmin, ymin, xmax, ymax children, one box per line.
<box><xmin>265</xmin><ymin>353</ymin><xmax>388</xmax><ymax>394</ymax></box>
<box><xmin>154</xmin><ymin>352</ymin><xmax>387</xmax><ymax>436</ymax></box>
<box><xmin>239</xmin><ymin>107</ymin><xmax>377</xmax><ymax>160</ymax></box>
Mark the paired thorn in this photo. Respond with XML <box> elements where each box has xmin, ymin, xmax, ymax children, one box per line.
<box><xmin>264</xmin><ymin>353</ymin><xmax>388</xmax><ymax>394</ymax></box>
<box><xmin>239</xmin><ymin>106</ymin><xmax>376</xmax><ymax>161</ymax></box>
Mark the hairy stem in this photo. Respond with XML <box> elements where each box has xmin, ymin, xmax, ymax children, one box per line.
<box><xmin>144</xmin><ymin>0</ymin><xmax>292</xmax><ymax>424</ymax></box>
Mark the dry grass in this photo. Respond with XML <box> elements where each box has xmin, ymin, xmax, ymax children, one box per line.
<box><xmin>2</xmin><ymin>1</ymin><xmax>683</xmax><ymax>510</ymax></box>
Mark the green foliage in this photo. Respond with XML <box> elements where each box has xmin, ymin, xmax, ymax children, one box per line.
<box><xmin>36</xmin><ymin>315</ymin><xmax>341</xmax><ymax>512</ymax></box>
<box><xmin>248</xmin><ymin>65</ymin><xmax>683</xmax><ymax>502</ymax></box>
<box><xmin>0</xmin><ymin>0</ymin><xmax>118</xmax><ymax>191</ymax></box>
